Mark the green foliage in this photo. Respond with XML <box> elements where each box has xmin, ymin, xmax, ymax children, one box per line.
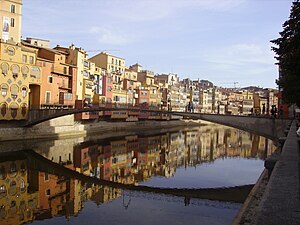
<box><xmin>271</xmin><ymin>0</ymin><xmax>300</xmax><ymax>106</ymax></box>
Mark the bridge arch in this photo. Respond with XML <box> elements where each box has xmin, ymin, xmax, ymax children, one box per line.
<box><xmin>24</xmin><ymin>108</ymin><xmax>291</xmax><ymax>140</ymax></box>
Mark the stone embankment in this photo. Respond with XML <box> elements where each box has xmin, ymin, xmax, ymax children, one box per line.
<box><xmin>0</xmin><ymin>115</ymin><xmax>204</xmax><ymax>141</ymax></box>
<box><xmin>233</xmin><ymin>120</ymin><xmax>300</xmax><ymax>225</ymax></box>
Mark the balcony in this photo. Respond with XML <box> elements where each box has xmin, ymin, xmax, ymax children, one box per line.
<box><xmin>52</xmin><ymin>65</ymin><xmax>72</xmax><ymax>77</ymax></box>
<box><xmin>59</xmin><ymin>83</ymin><xmax>72</xmax><ymax>90</ymax></box>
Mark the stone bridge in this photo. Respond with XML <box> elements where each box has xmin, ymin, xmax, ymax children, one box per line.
<box><xmin>24</xmin><ymin>108</ymin><xmax>291</xmax><ymax>140</ymax></box>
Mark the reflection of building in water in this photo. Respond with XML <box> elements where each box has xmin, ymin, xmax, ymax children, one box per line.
<box><xmin>37</xmin><ymin>171</ymin><xmax>75</xmax><ymax>220</ymax></box>
<box><xmin>198</xmin><ymin>126</ymin><xmax>216</xmax><ymax>161</ymax></box>
<box><xmin>34</xmin><ymin>137</ymin><xmax>84</xmax><ymax>166</ymax></box>
<box><xmin>110</xmin><ymin>139</ymin><xmax>131</xmax><ymax>183</ymax></box>
<box><xmin>164</xmin><ymin>131</ymin><xmax>186</xmax><ymax>175</ymax></box>
<box><xmin>89</xmin><ymin>185</ymin><xmax>121</xmax><ymax>205</ymax></box>
<box><xmin>184</xmin><ymin>130</ymin><xmax>201</xmax><ymax>167</ymax></box>
<box><xmin>146</xmin><ymin>135</ymin><xmax>161</xmax><ymax>175</ymax></box>
<box><xmin>17</xmin><ymin>124</ymin><xmax>276</xmax><ymax>223</ymax></box>
<box><xmin>0</xmin><ymin>156</ymin><xmax>39</xmax><ymax>225</ymax></box>
<box><xmin>99</xmin><ymin>143</ymin><xmax>112</xmax><ymax>181</ymax></box>
<box><xmin>133</xmin><ymin>136</ymin><xmax>148</xmax><ymax>181</ymax></box>
<box><xmin>156</xmin><ymin>134</ymin><xmax>169</xmax><ymax>177</ymax></box>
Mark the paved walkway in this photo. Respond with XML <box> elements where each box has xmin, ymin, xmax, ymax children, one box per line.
<box><xmin>255</xmin><ymin>120</ymin><xmax>300</xmax><ymax>224</ymax></box>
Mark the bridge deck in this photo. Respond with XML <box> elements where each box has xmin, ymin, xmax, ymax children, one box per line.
<box><xmin>23</xmin><ymin>108</ymin><xmax>291</xmax><ymax>140</ymax></box>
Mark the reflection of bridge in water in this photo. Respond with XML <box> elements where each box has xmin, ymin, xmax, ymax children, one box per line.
<box><xmin>24</xmin><ymin>149</ymin><xmax>253</xmax><ymax>204</ymax></box>
<box><xmin>24</xmin><ymin>107</ymin><xmax>291</xmax><ymax>140</ymax></box>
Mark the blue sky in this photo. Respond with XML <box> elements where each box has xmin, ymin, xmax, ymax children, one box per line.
<box><xmin>22</xmin><ymin>0</ymin><xmax>293</xmax><ymax>88</ymax></box>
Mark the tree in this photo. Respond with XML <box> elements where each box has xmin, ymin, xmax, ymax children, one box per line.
<box><xmin>271</xmin><ymin>0</ymin><xmax>300</xmax><ymax>106</ymax></box>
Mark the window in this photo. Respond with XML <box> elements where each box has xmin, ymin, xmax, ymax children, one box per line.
<box><xmin>30</xmin><ymin>67</ymin><xmax>40</xmax><ymax>78</ymax></box>
<box><xmin>21</xmin><ymin>66</ymin><xmax>29</xmax><ymax>78</ymax></box>
<box><xmin>20</xmin><ymin>180</ymin><xmax>25</xmax><ymax>192</ymax></box>
<box><xmin>1</xmin><ymin>85</ymin><xmax>8</xmax><ymax>97</ymax></box>
<box><xmin>21</xmin><ymin>103</ymin><xmax>26</xmax><ymax>116</ymax></box>
<box><xmin>10</xmin><ymin>18</ymin><xmax>14</xmax><ymax>27</ymax></box>
<box><xmin>0</xmin><ymin>104</ymin><xmax>7</xmax><ymax>117</ymax></box>
<box><xmin>0</xmin><ymin>185</ymin><xmax>6</xmax><ymax>196</ymax></box>
<box><xmin>45</xmin><ymin>92</ymin><xmax>51</xmax><ymax>104</ymax></box>
<box><xmin>20</xmin><ymin>163</ymin><xmax>26</xmax><ymax>174</ymax></box>
<box><xmin>48</xmin><ymin>76</ymin><xmax>53</xmax><ymax>83</ymax></box>
<box><xmin>44</xmin><ymin>172</ymin><xmax>49</xmax><ymax>181</ymax></box>
<box><xmin>21</xmin><ymin>87</ymin><xmax>27</xmax><ymax>98</ymax></box>
<box><xmin>10</xmin><ymin>5</ymin><xmax>15</xmax><ymax>13</ymax></box>
<box><xmin>10</xmin><ymin>85</ymin><xmax>18</xmax><ymax>100</ymax></box>
<box><xmin>22</xmin><ymin>55</ymin><xmax>27</xmax><ymax>63</ymax></box>
<box><xmin>64</xmin><ymin>92</ymin><xmax>72</xmax><ymax>101</ymax></box>
<box><xmin>83</xmin><ymin>61</ymin><xmax>89</xmax><ymax>68</ymax></box>
<box><xmin>7</xmin><ymin>47</ymin><xmax>15</xmax><ymax>56</ymax></box>
<box><xmin>63</xmin><ymin>67</ymin><xmax>67</xmax><ymax>74</ymax></box>
<box><xmin>11</xmin><ymin>65</ymin><xmax>19</xmax><ymax>79</ymax></box>
<box><xmin>29</xmin><ymin>56</ymin><xmax>34</xmax><ymax>64</ymax></box>
<box><xmin>114</xmin><ymin>96</ymin><xmax>119</xmax><ymax>101</ymax></box>
<box><xmin>9</xmin><ymin>163</ymin><xmax>17</xmax><ymax>177</ymax></box>
<box><xmin>9</xmin><ymin>181</ymin><xmax>17</xmax><ymax>195</ymax></box>
<box><xmin>1</xmin><ymin>63</ymin><xmax>9</xmax><ymax>75</ymax></box>
<box><xmin>83</xmin><ymin>70</ymin><xmax>88</xmax><ymax>78</ymax></box>
<box><xmin>46</xmin><ymin>189</ymin><xmax>50</xmax><ymax>196</ymax></box>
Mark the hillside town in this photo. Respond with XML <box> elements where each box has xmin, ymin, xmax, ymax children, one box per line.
<box><xmin>0</xmin><ymin>0</ymin><xmax>281</xmax><ymax>122</ymax></box>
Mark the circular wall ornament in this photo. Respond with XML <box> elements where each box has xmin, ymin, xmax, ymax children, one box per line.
<box><xmin>7</xmin><ymin>47</ymin><xmax>15</xmax><ymax>56</ymax></box>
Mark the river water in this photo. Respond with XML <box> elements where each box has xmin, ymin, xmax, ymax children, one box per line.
<box><xmin>0</xmin><ymin>123</ymin><xmax>275</xmax><ymax>225</ymax></box>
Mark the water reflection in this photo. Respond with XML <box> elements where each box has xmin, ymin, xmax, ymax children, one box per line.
<box><xmin>0</xmin><ymin>124</ymin><xmax>275</xmax><ymax>225</ymax></box>
<box><xmin>33</xmin><ymin>124</ymin><xmax>274</xmax><ymax>186</ymax></box>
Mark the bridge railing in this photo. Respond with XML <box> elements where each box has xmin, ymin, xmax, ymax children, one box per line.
<box><xmin>28</xmin><ymin>108</ymin><xmax>73</xmax><ymax>122</ymax></box>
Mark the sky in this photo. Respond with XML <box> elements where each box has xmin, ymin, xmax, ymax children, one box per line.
<box><xmin>22</xmin><ymin>0</ymin><xmax>294</xmax><ymax>88</ymax></box>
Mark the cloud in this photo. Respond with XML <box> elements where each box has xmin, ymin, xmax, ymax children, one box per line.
<box><xmin>89</xmin><ymin>26</ymin><xmax>138</xmax><ymax>45</ymax></box>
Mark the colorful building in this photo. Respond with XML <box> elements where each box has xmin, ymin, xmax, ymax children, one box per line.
<box><xmin>0</xmin><ymin>0</ymin><xmax>41</xmax><ymax>120</ymax></box>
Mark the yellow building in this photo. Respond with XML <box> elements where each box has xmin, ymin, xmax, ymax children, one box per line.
<box><xmin>89</xmin><ymin>52</ymin><xmax>125</xmax><ymax>87</ymax></box>
<box><xmin>0</xmin><ymin>0</ymin><xmax>41</xmax><ymax>120</ymax></box>
<box><xmin>90</xmin><ymin>52</ymin><xmax>125</xmax><ymax>74</ymax></box>
<box><xmin>0</xmin><ymin>0</ymin><xmax>22</xmax><ymax>43</ymax></box>
<box><xmin>138</xmin><ymin>70</ymin><xmax>161</xmax><ymax>108</ymax></box>
<box><xmin>242</xmin><ymin>90</ymin><xmax>254</xmax><ymax>115</ymax></box>
<box><xmin>89</xmin><ymin>52</ymin><xmax>126</xmax><ymax>105</ymax></box>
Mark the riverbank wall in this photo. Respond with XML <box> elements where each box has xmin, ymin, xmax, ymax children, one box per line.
<box><xmin>0</xmin><ymin>115</ymin><xmax>204</xmax><ymax>141</ymax></box>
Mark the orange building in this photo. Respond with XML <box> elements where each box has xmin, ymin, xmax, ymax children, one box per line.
<box><xmin>37</xmin><ymin>48</ymin><xmax>77</xmax><ymax>107</ymax></box>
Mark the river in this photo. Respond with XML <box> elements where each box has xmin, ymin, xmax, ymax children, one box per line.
<box><xmin>0</xmin><ymin>123</ymin><xmax>275</xmax><ymax>225</ymax></box>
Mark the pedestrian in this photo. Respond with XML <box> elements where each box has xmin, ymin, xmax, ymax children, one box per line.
<box><xmin>262</xmin><ymin>104</ymin><xmax>266</xmax><ymax>115</ymax></box>
<box><xmin>270</xmin><ymin>105</ymin><xmax>275</xmax><ymax>117</ymax></box>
